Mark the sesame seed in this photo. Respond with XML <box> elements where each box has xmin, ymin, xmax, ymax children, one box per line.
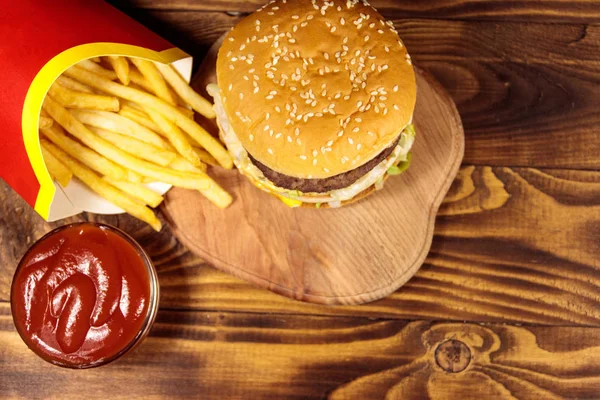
<box><xmin>357</xmin><ymin>144</ymin><xmax>362</xmax><ymax>150</ymax></box>
<box><xmin>355</xmin><ymin>118</ymin><xmax>362</xmax><ymax>122</ymax></box>
<box><xmin>312</xmin><ymin>150</ymin><xmax>318</xmax><ymax>157</ymax></box>
<box><xmin>264</xmin><ymin>125</ymin><xmax>270</xmax><ymax>131</ymax></box>
<box><xmin>228</xmin><ymin>37</ymin><xmax>234</xmax><ymax>42</ymax></box>
<box><xmin>323</xmin><ymin>168</ymin><xmax>330</xmax><ymax>173</ymax></box>
<box><xmin>340</xmin><ymin>17</ymin><xmax>345</xmax><ymax>25</ymax></box>
<box><xmin>331</xmin><ymin>27</ymin><xmax>336</xmax><ymax>33</ymax></box>
<box><xmin>383</xmin><ymin>108</ymin><xmax>388</xmax><ymax>115</ymax></box>
<box><xmin>393</xmin><ymin>85</ymin><xmax>399</xmax><ymax>92</ymax></box>
<box><xmin>393</xmin><ymin>104</ymin><xmax>399</xmax><ymax>110</ymax></box>
<box><xmin>367</xmin><ymin>131</ymin><xmax>374</xmax><ymax>136</ymax></box>
<box><xmin>292</xmin><ymin>15</ymin><xmax>299</xmax><ymax>19</ymax></box>
<box><xmin>300</xmin><ymin>155</ymin><xmax>307</xmax><ymax>160</ymax></box>
<box><xmin>344</xmin><ymin>95</ymin><xmax>350</xmax><ymax>100</ymax></box>
<box><xmin>296</xmin><ymin>138</ymin><xmax>302</xmax><ymax>145</ymax></box>
<box><xmin>228</xmin><ymin>84</ymin><xmax>233</xmax><ymax>91</ymax></box>
<box><xmin>307</xmin><ymin>14</ymin><xmax>314</xmax><ymax>20</ymax></box>
<box><xmin>229</xmin><ymin>65</ymin><xmax>234</xmax><ymax>70</ymax></box>
<box><xmin>266</xmin><ymin>95</ymin><xmax>274</xmax><ymax>100</ymax></box>
<box><xmin>353</xmin><ymin>127</ymin><xmax>360</xmax><ymax>133</ymax></box>
<box><xmin>275</xmin><ymin>106</ymin><xmax>281</xmax><ymax>112</ymax></box>
<box><xmin>268</xmin><ymin>148</ymin><xmax>273</xmax><ymax>155</ymax></box>
<box><xmin>295</xmin><ymin>127</ymin><xmax>300</xmax><ymax>135</ymax></box>
<box><xmin>275</xmin><ymin>133</ymin><xmax>282</xmax><ymax>139</ymax></box>
<box><xmin>338</xmin><ymin>130</ymin><xmax>344</xmax><ymax>137</ymax></box>
<box><xmin>266</xmin><ymin>112</ymin><xmax>270</xmax><ymax>120</ymax></box>
<box><xmin>384</xmin><ymin>45</ymin><xmax>390</xmax><ymax>52</ymax></box>
<box><xmin>254</xmin><ymin>87</ymin><xmax>259</xmax><ymax>93</ymax></box>
<box><xmin>348</xmin><ymin>137</ymin><xmax>354</xmax><ymax>144</ymax></box>
<box><xmin>269</xmin><ymin>129</ymin><xmax>274</xmax><ymax>136</ymax></box>
<box><xmin>327</xmin><ymin>140</ymin><xmax>334</xmax><ymax>146</ymax></box>
<box><xmin>239</xmin><ymin>93</ymin><xmax>244</xmax><ymax>99</ymax></box>
<box><xmin>313</xmin><ymin>159</ymin><xmax>317</xmax><ymax>166</ymax></box>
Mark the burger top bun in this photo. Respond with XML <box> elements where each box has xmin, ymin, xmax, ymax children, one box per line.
<box><xmin>216</xmin><ymin>0</ymin><xmax>416</xmax><ymax>179</ymax></box>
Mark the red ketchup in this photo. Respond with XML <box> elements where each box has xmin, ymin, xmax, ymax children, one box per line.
<box><xmin>11</xmin><ymin>223</ymin><xmax>158</xmax><ymax>368</ymax></box>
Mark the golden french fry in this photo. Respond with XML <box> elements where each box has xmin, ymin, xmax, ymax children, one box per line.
<box><xmin>48</xmin><ymin>82</ymin><xmax>120</xmax><ymax>111</ymax></box>
<box><xmin>43</xmin><ymin>95</ymin><xmax>212</xmax><ymax>190</ymax></box>
<box><xmin>87</xmin><ymin>126</ymin><xmax>176</xmax><ymax>167</ymax></box>
<box><xmin>102</xmin><ymin>177</ymin><xmax>164</xmax><ymax>208</ymax></box>
<box><xmin>155</xmin><ymin>63</ymin><xmax>216</xmax><ymax>119</ymax></box>
<box><xmin>118</xmin><ymin>106</ymin><xmax>162</xmax><ymax>132</ymax></box>
<box><xmin>64</xmin><ymin>66</ymin><xmax>233</xmax><ymax>168</ymax></box>
<box><xmin>55</xmin><ymin>75</ymin><xmax>95</xmax><ymax>94</ymax></box>
<box><xmin>40</xmin><ymin>123</ymin><xmax>134</xmax><ymax>182</ymax></box>
<box><xmin>128</xmin><ymin>68</ymin><xmax>154</xmax><ymax>93</ymax></box>
<box><xmin>106</xmin><ymin>56</ymin><xmax>130</xmax><ymax>85</ymax></box>
<box><xmin>169</xmin><ymin>154</ymin><xmax>207</xmax><ymax>173</ymax></box>
<box><xmin>129</xmin><ymin>58</ymin><xmax>176</xmax><ymax>105</ymax></box>
<box><xmin>42</xmin><ymin>139</ymin><xmax>161</xmax><ymax>231</ymax></box>
<box><xmin>176</xmin><ymin>105</ymin><xmax>194</xmax><ymax>119</ymax></box>
<box><xmin>143</xmin><ymin>106</ymin><xmax>202</xmax><ymax>167</ymax></box>
<box><xmin>39</xmin><ymin>116</ymin><xmax>53</xmax><ymax>130</ymax></box>
<box><xmin>199</xmin><ymin>183</ymin><xmax>233</xmax><ymax>209</ymax></box>
<box><xmin>76</xmin><ymin>59</ymin><xmax>118</xmax><ymax>80</ymax></box>
<box><xmin>69</xmin><ymin>109</ymin><xmax>168</xmax><ymax>150</ymax></box>
<box><xmin>40</xmin><ymin>142</ymin><xmax>72</xmax><ymax>187</ymax></box>
<box><xmin>193</xmin><ymin>147</ymin><xmax>219</xmax><ymax>166</ymax></box>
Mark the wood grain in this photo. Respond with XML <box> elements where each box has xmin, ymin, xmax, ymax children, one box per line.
<box><xmin>108</xmin><ymin>10</ymin><xmax>600</xmax><ymax>169</ymax></box>
<box><xmin>3</xmin><ymin>302</ymin><xmax>600</xmax><ymax>399</ymax></box>
<box><xmin>2</xmin><ymin>164</ymin><xmax>600</xmax><ymax>324</ymax></box>
<box><xmin>114</xmin><ymin>0</ymin><xmax>600</xmax><ymax>23</ymax></box>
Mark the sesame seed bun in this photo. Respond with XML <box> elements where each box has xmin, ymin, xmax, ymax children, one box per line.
<box><xmin>216</xmin><ymin>0</ymin><xmax>416</xmax><ymax>180</ymax></box>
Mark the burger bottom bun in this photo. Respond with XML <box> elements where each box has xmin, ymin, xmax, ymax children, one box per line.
<box><xmin>298</xmin><ymin>174</ymin><xmax>390</xmax><ymax>209</ymax></box>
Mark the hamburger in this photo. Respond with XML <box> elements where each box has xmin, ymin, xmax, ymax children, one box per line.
<box><xmin>209</xmin><ymin>0</ymin><xmax>416</xmax><ymax>208</ymax></box>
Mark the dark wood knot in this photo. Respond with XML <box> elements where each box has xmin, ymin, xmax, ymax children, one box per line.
<box><xmin>434</xmin><ymin>339</ymin><xmax>471</xmax><ymax>373</ymax></box>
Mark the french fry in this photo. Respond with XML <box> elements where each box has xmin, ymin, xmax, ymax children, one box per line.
<box><xmin>155</xmin><ymin>63</ymin><xmax>216</xmax><ymax>119</ymax></box>
<box><xmin>76</xmin><ymin>59</ymin><xmax>118</xmax><ymax>80</ymax></box>
<box><xmin>129</xmin><ymin>58</ymin><xmax>176</xmax><ymax>105</ymax></box>
<box><xmin>87</xmin><ymin>126</ymin><xmax>176</xmax><ymax>167</ymax></box>
<box><xmin>40</xmin><ymin>123</ymin><xmax>134</xmax><ymax>182</ymax></box>
<box><xmin>128</xmin><ymin>68</ymin><xmax>154</xmax><ymax>93</ymax></box>
<box><xmin>55</xmin><ymin>75</ymin><xmax>95</xmax><ymax>94</ymax></box>
<box><xmin>118</xmin><ymin>106</ymin><xmax>162</xmax><ymax>132</ymax></box>
<box><xmin>42</xmin><ymin>139</ymin><xmax>162</xmax><ymax>231</ymax></box>
<box><xmin>40</xmin><ymin>142</ymin><xmax>72</xmax><ymax>187</ymax></box>
<box><xmin>69</xmin><ymin>109</ymin><xmax>168</xmax><ymax>150</ymax></box>
<box><xmin>199</xmin><ymin>183</ymin><xmax>232</xmax><ymax>209</ymax></box>
<box><xmin>43</xmin><ymin>95</ymin><xmax>213</xmax><ymax>191</ymax></box>
<box><xmin>143</xmin><ymin>106</ymin><xmax>202</xmax><ymax>167</ymax></box>
<box><xmin>48</xmin><ymin>82</ymin><xmax>120</xmax><ymax>111</ymax></box>
<box><xmin>193</xmin><ymin>147</ymin><xmax>219</xmax><ymax>166</ymax></box>
<box><xmin>39</xmin><ymin>116</ymin><xmax>53</xmax><ymax>130</ymax></box>
<box><xmin>169</xmin><ymin>154</ymin><xmax>207</xmax><ymax>173</ymax></box>
<box><xmin>64</xmin><ymin>66</ymin><xmax>233</xmax><ymax>169</ymax></box>
<box><xmin>106</xmin><ymin>56</ymin><xmax>130</xmax><ymax>85</ymax></box>
<box><xmin>102</xmin><ymin>177</ymin><xmax>164</xmax><ymax>208</ymax></box>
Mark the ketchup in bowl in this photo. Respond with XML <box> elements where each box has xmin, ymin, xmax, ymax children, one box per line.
<box><xmin>11</xmin><ymin>223</ymin><xmax>159</xmax><ymax>368</ymax></box>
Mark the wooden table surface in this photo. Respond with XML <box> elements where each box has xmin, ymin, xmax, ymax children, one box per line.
<box><xmin>2</xmin><ymin>1</ymin><xmax>600</xmax><ymax>398</ymax></box>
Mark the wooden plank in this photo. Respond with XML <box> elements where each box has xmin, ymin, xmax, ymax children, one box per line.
<box><xmin>3</xmin><ymin>303</ymin><xmax>600</xmax><ymax>399</ymax></box>
<box><xmin>112</xmin><ymin>0</ymin><xmax>600</xmax><ymax>23</ymax></box>
<box><xmin>110</xmin><ymin>10</ymin><xmax>600</xmax><ymax>169</ymax></box>
<box><xmin>2</xmin><ymin>165</ymin><xmax>600</xmax><ymax>325</ymax></box>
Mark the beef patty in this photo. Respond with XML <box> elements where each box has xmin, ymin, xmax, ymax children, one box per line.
<box><xmin>248</xmin><ymin>136</ymin><xmax>400</xmax><ymax>193</ymax></box>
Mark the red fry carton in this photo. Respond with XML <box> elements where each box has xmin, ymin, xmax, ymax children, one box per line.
<box><xmin>0</xmin><ymin>1</ymin><xmax>193</xmax><ymax>221</ymax></box>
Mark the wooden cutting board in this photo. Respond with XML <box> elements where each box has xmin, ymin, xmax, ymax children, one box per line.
<box><xmin>161</xmin><ymin>35</ymin><xmax>464</xmax><ymax>305</ymax></box>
